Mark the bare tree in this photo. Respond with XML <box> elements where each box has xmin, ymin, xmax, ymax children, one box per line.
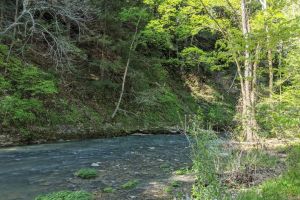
<box><xmin>0</xmin><ymin>0</ymin><xmax>92</xmax><ymax>68</ymax></box>
<box><xmin>111</xmin><ymin>16</ymin><xmax>142</xmax><ymax>119</ymax></box>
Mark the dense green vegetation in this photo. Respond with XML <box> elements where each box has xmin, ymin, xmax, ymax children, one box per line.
<box><xmin>35</xmin><ymin>191</ymin><xmax>92</xmax><ymax>200</ymax></box>
<box><xmin>0</xmin><ymin>0</ymin><xmax>299</xmax><ymax>199</ymax></box>
<box><xmin>0</xmin><ymin>0</ymin><xmax>299</xmax><ymax>143</ymax></box>
<box><xmin>0</xmin><ymin>0</ymin><xmax>240</xmax><ymax>144</ymax></box>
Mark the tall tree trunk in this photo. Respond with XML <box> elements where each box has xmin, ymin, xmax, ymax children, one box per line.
<box><xmin>278</xmin><ymin>42</ymin><xmax>283</xmax><ymax>102</ymax></box>
<box><xmin>251</xmin><ymin>44</ymin><xmax>260</xmax><ymax>133</ymax></box>
<box><xmin>268</xmin><ymin>49</ymin><xmax>273</xmax><ymax>98</ymax></box>
<box><xmin>241</xmin><ymin>0</ymin><xmax>258</xmax><ymax>141</ymax></box>
<box><xmin>260</xmin><ymin>0</ymin><xmax>273</xmax><ymax>98</ymax></box>
<box><xmin>267</xmin><ymin>28</ymin><xmax>274</xmax><ymax>99</ymax></box>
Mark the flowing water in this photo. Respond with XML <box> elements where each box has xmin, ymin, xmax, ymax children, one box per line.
<box><xmin>0</xmin><ymin>134</ymin><xmax>192</xmax><ymax>200</ymax></box>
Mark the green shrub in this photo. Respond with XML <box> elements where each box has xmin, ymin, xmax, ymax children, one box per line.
<box><xmin>9</xmin><ymin>65</ymin><xmax>57</xmax><ymax>96</ymax></box>
<box><xmin>206</xmin><ymin>103</ymin><xmax>234</xmax><ymax>130</ymax></box>
<box><xmin>257</xmin><ymin>89</ymin><xmax>300</xmax><ymax>138</ymax></box>
<box><xmin>35</xmin><ymin>191</ymin><xmax>92</xmax><ymax>200</ymax></box>
<box><xmin>171</xmin><ymin>180</ymin><xmax>181</xmax><ymax>188</ymax></box>
<box><xmin>0</xmin><ymin>75</ymin><xmax>11</xmax><ymax>94</ymax></box>
<box><xmin>0</xmin><ymin>44</ymin><xmax>9</xmax><ymax>55</ymax></box>
<box><xmin>19</xmin><ymin>128</ymin><xmax>35</xmax><ymax>141</ymax></box>
<box><xmin>47</xmin><ymin>101</ymin><xmax>103</xmax><ymax>126</ymax></box>
<box><xmin>0</xmin><ymin>54</ymin><xmax>57</xmax><ymax>98</ymax></box>
<box><xmin>142</xmin><ymin>19</ymin><xmax>173</xmax><ymax>49</ymax></box>
<box><xmin>0</xmin><ymin>95</ymin><xmax>43</xmax><ymax>126</ymax></box>
<box><xmin>0</xmin><ymin>44</ymin><xmax>57</xmax><ymax>129</ymax></box>
<box><xmin>75</xmin><ymin>168</ymin><xmax>98</xmax><ymax>179</ymax></box>
<box><xmin>103</xmin><ymin>187</ymin><xmax>116</xmax><ymax>193</ymax></box>
<box><xmin>164</xmin><ymin>186</ymin><xmax>173</xmax><ymax>194</ymax></box>
<box><xmin>175</xmin><ymin>167</ymin><xmax>189</xmax><ymax>175</ymax></box>
<box><xmin>191</xmin><ymin>129</ymin><xmax>229</xmax><ymax>200</ymax></box>
<box><xmin>121</xmin><ymin>180</ymin><xmax>139</xmax><ymax>190</ymax></box>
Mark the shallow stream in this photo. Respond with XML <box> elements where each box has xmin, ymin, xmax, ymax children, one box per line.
<box><xmin>0</xmin><ymin>134</ymin><xmax>192</xmax><ymax>200</ymax></box>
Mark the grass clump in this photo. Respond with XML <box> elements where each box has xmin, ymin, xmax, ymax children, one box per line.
<box><xmin>237</xmin><ymin>145</ymin><xmax>300</xmax><ymax>200</ymax></box>
<box><xmin>241</xmin><ymin>150</ymin><xmax>278</xmax><ymax>169</ymax></box>
<box><xmin>35</xmin><ymin>191</ymin><xmax>92</xmax><ymax>200</ymax></box>
<box><xmin>164</xmin><ymin>186</ymin><xmax>173</xmax><ymax>194</ymax></box>
<box><xmin>121</xmin><ymin>179</ymin><xmax>139</xmax><ymax>190</ymax></box>
<box><xmin>171</xmin><ymin>180</ymin><xmax>181</xmax><ymax>188</ymax></box>
<box><xmin>103</xmin><ymin>187</ymin><xmax>116</xmax><ymax>193</ymax></box>
<box><xmin>175</xmin><ymin>167</ymin><xmax>189</xmax><ymax>175</ymax></box>
<box><xmin>75</xmin><ymin>168</ymin><xmax>98</xmax><ymax>179</ymax></box>
<box><xmin>222</xmin><ymin>148</ymin><xmax>279</xmax><ymax>178</ymax></box>
<box><xmin>164</xmin><ymin>181</ymin><xmax>182</xmax><ymax>195</ymax></box>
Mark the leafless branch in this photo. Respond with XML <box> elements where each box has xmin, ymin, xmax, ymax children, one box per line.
<box><xmin>0</xmin><ymin>0</ymin><xmax>92</xmax><ymax>69</ymax></box>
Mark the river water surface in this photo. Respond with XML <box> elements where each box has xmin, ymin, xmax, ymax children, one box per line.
<box><xmin>0</xmin><ymin>134</ymin><xmax>192</xmax><ymax>200</ymax></box>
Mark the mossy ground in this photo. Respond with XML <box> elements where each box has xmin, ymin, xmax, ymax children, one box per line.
<box><xmin>121</xmin><ymin>180</ymin><xmax>139</xmax><ymax>190</ymax></box>
<box><xmin>35</xmin><ymin>191</ymin><xmax>92</xmax><ymax>200</ymax></box>
<box><xmin>75</xmin><ymin>168</ymin><xmax>98</xmax><ymax>179</ymax></box>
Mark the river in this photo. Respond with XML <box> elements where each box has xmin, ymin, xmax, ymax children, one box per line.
<box><xmin>0</xmin><ymin>134</ymin><xmax>193</xmax><ymax>200</ymax></box>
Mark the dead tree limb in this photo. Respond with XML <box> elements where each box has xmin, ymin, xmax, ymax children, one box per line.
<box><xmin>111</xmin><ymin>16</ymin><xmax>142</xmax><ymax>119</ymax></box>
<box><xmin>0</xmin><ymin>0</ymin><xmax>91</xmax><ymax>68</ymax></box>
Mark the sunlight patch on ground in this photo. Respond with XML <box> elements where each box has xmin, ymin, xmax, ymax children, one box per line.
<box><xmin>184</xmin><ymin>74</ymin><xmax>218</xmax><ymax>101</ymax></box>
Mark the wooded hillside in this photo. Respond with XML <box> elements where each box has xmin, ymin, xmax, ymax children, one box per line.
<box><xmin>1</xmin><ymin>1</ymin><xmax>300</xmax><ymax>200</ymax></box>
<box><xmin>0</xmin><ymin>0</ymin><xmax>299</xmax><ymax>145</ymax></box>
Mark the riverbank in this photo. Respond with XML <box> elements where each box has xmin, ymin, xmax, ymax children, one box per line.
<box><xmin>0</xmin><ymin>125</ymin><xmax>183</xmax><ymax>147</ymax></box>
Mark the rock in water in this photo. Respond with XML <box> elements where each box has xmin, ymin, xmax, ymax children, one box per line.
<box><xmin>91</xmin><ymin>162</ymin><xmax>100</xmax><ymax>167</ymax></box>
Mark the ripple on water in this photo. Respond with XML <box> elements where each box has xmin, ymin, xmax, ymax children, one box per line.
<box><xmin>0</xmin><ymin>134</ymin><xmax>191</xmax><ymax>200</ymax></box>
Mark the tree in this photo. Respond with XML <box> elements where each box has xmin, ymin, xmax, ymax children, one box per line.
<box><xmin>238</xmin><ymin>0</ymin><xmax>259</xmax><ymax>141</ymax></box>
<box><xmin>0</xmin><ymin>0</ymin><xmax>91</xmax><ymax>67</ymax></box>
<box><xmin>143</xmin><ymin>0</ymin><xmax>258</xmax><ymax>140</ymax></box>
<box><xmin>256</xmin><ymin>1</ymin><xmax>300</xmax><ymax>137</ymax></box>
<box><xmin>142</xmin><ymin>0</ymin><xmax>299</xmax><ymax>141</ymax></box>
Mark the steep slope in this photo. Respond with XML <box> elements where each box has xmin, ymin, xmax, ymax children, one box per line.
<box><xmin>0</xmin><ymin>1</ymin><xmax>236</xmax><ymax>146</ymax></box>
